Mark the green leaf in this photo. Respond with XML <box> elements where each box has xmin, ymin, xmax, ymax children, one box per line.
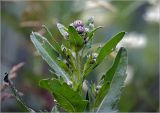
<box><xmin>96</xmin><ymin>47</ymin><xmax>128</xmax><ymax>112</ymax></box>
<box><xmin>57</xmin><ymin>23</ymin><xmax>68</xmax><ymax>39</ymax></box>
<box><xmin>94</xmin><ymin>81</ymin><xmax>110</xmax><ymax>109</ymax></box>
<box><xmin>39</xmin><ymin>79</ymin><xmax>88</xmax><ymax>112</ymax></box>
<box><xmin>83</xmin><ymin>32</ymin><xmax>126</xmax><ymax>79</ymax></box>
<box><xmin>94</xmin><ymin>47</ymin><xmax>127</xmax><ymax>108</ymax></box>
<box><xmin>82</xmin><ymin>26</ymin><xmax>102</xmax><ymax>56</ymax></box>
<box><xmin>102</xmin><ymin>49</ymin><xmax>125</xmax><ymax>81</ymax></box>
<box><xmin>42</xmin><ymin>25</ymin><xmax>62</xmax><ymax>54</ymax></box>
<box><xmin>68</xmin><ymin>26</ymin><xmax>83</xmax><ymax>51</ymax></box>
<box><xmin>88</xmin><ymin>26</ymin><xmax>103</xmax><ymax>41</ymax></box>
<box><xmin>30</xmin><ymin>32</ymin><xmax>70</xmax><ymax>83</ymax></box>
<box><xmin>96</xmin><ymin>32</ymin><xmax>126</xmax><ymax>64</ymax></box>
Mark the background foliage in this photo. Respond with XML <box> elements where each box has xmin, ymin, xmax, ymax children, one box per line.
<box><xmin>1</xmin><ymin>0</ymin><xmax>159</xmax><ymax>112</ymax></box>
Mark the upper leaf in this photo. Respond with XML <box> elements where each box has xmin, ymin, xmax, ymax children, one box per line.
<box><xmin>42</xmin><ymin>25</ymin><xmax>62</xmax><ymax>54</ymax></box>
<box><xmin>57</xmin><ymin>23</ymin><xmax>68</xmax><ymax>39</ymax></box>
<box><xmin>83</xmin><ymin>32</ymin><xmax>126</xmax><ymax>79</ymax></box>
<box><xmin>39</xmin><ymin>79</ymin><xmax>88</xmax><ymax>112</ymax></box>
<box><xmin>96</xmin><ymin>47</ymin><xmax>128</xmax><ymax>112</ymax></box>
<box><xmin>68</xmin><ymin>26</ymin><xmax>83</xmax><ymax>51</ymax></box>
<box><xmin>88</xmin><ymin>26</ymin><xmax>103</xmax><ymax>41</ymax></box>
<box><xmin>30</xmin><ymin>32</ymin><xmax>70</xmax><ymax>84</ymax></box>
<box><xmin>96</xmin><ymin>32</ymin><xmax>125</xmax><ymax>64</ymax></box>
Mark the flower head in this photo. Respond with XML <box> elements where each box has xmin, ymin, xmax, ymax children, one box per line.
<box><xmin>76</xmin><ymin>26</ymin><xmax>85</xmax><ymax>34</ymax></box>
<box><xmin>73</xmin><ymin>20</ymin><xmax>84</xmax><ymax>28</ymax></box>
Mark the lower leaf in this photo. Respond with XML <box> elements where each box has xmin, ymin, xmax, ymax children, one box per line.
<box><xmin>39</xmin><ymin>79</ymin><xmax>88</xmax><ymax>112</ymax></box>
<box><xmin>96</xmin><ymin>47</ymin><xmax>128</xmax><ymax>112</ymax></box>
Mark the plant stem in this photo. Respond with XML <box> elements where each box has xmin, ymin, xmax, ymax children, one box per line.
<box><xmin>76</xmin><ymin>52</ymin><xmax>81</xmax><ymax>82</ymax></box>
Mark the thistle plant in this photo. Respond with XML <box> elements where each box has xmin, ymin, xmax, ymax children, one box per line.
<box><xmin>30</xmin><ymin>17</ymin><xmax>128</xmax><ymax>112</ymax></box>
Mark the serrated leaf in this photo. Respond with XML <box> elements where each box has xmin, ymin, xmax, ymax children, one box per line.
<box><xmin>68</xmin><ymin>26</ymin><xmax>83</xmax><ymax>51</ymax></box>
<box><xmin>39</xmin><ymin>79</ymin><xmax>88</xmax><ymax>112</ymax></box>
<box><xmin>83</xmin><ymin>32</ymin><xmax>126</xmax><ymax>79</ymax></box>
<box><xmin>96</xmin><ymin>47</ymin><xmax>127</xmax><ymax>112</ymax></box>
<box><xmin>30</xmin><ymin>32</ymin><xmax>70</xmax><ymax>83</ymax></box>
<box><xmin>57</xmin><ymin>23</ymin><xmax>68</xmax><ymax>39</ymax></box>
<box><xmin>94</xmin><ymin>47</ymin><xmax>127</xmax><ymax>109</ymax></box>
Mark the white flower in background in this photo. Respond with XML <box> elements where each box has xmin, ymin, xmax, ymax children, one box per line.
<box><xmin>147</xmin><ymin>0</ymin><xmax>158</xmax><ymax>5</ymax></box>
<box><xmin>85</xmin><ymin>0</ymin><xmax>98</xmax><ymax>8</ymax></box>
<box><xmin>144</xmin><ymin>0</ymin><xmax>160</xmax><ymax>23</ymax></box>
<box><xmin>125</xmin><ymin>65</ymin><xmax>134</xmax><ymax>85</ymax></box>
<box><xmin>82</xmin><ymin>0</ymin><xmax>116</xmax><ymax>25</ymax></box>
<box><xmin>85</xmin><ymin>0</ymin><xmax>116</xmax><ymax>12</ymax></box>
<box><xmin>117</xmin><ymin>32</ymin><xmax>147</xmax><ymax>48</ymax></box>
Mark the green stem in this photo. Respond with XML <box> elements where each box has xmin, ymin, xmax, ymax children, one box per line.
<box><xmin>76</xmin><ymin>52</ymin><xmax>81</xmax><ymax>81</ymax></box>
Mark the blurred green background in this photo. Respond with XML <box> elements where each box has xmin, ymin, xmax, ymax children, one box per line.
<box><xmin>1</xmin><ymin>0</ymin><xmax>159</xmax><ymax>112</ymax></box>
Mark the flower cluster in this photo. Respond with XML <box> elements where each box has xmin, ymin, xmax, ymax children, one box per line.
<box><xmin>70</xmin><ymin>19</ymin><xmax>95</xmax><ymax>45</ymax></box>
<box><xmin>73</xmin><ymin>20</ymin><xmax>86</xmax><ymax>34</ymax></box>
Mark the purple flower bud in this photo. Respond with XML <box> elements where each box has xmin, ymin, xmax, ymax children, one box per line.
<box><xmin>73</xmin><ymin>20</ymin><xmax>84</xmax><ymax>28</ymax></box>
<box><xmin>76</xmin><ymin>26</ymin><xmax>85</xmax><ymax>34</ymax></box>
